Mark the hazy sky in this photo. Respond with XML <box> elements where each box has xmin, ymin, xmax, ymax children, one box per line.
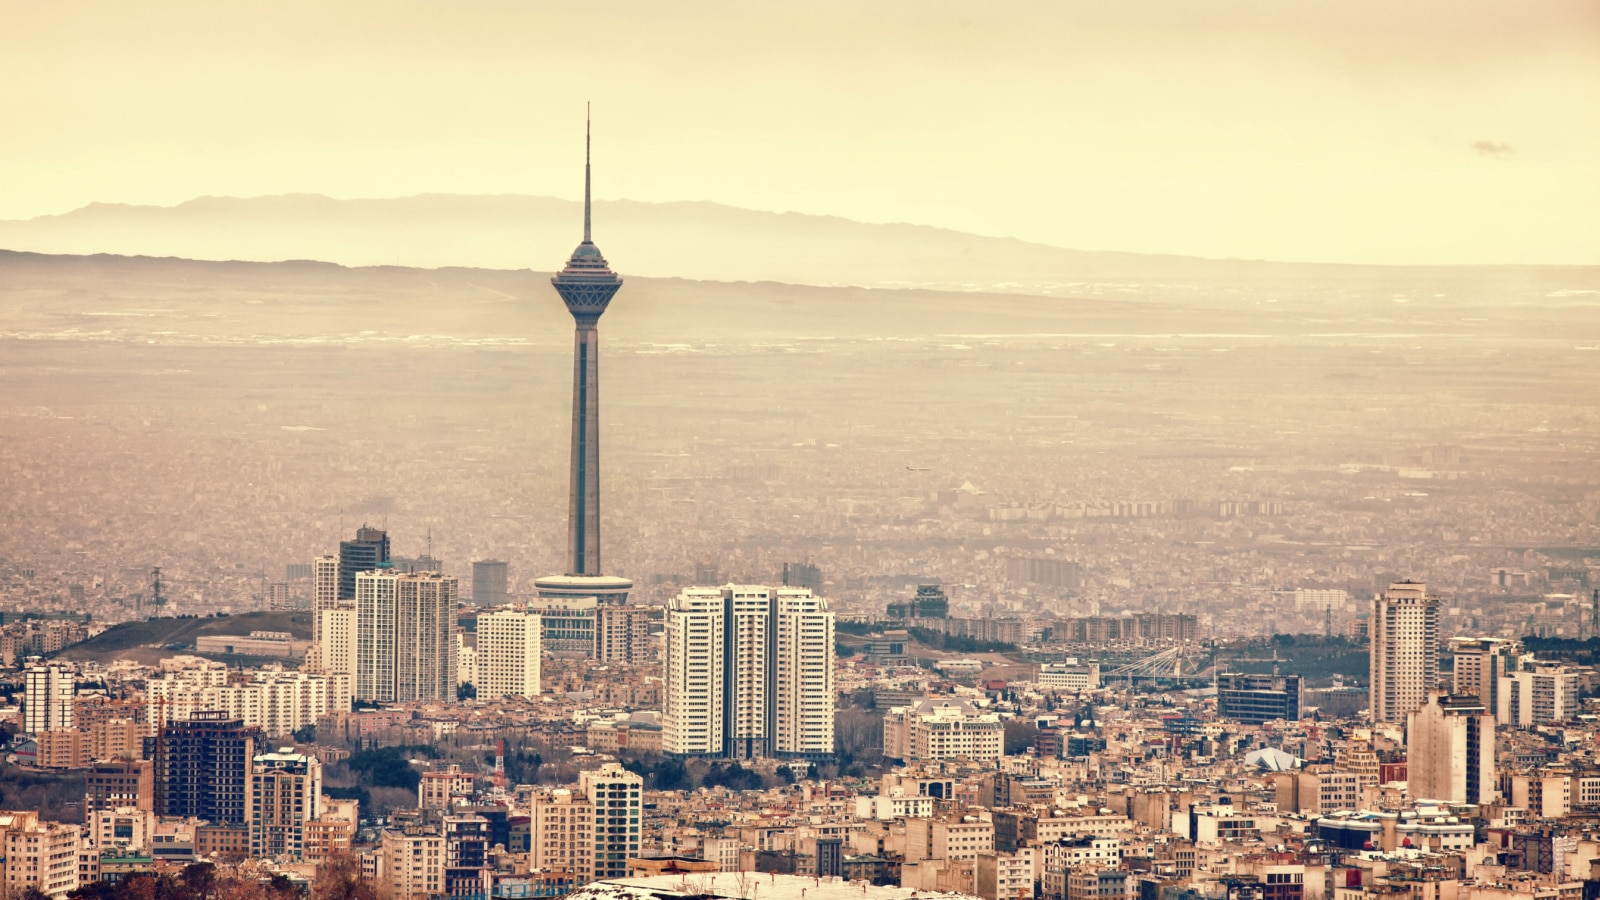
<box><xmin>3</xmin><ymin>1</ymin><xmax>1597</xmax><ymax>265</ymax></box>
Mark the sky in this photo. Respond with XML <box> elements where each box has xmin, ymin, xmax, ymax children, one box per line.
<box><xmin>2</xmin><ymin>0</ymin><xmax>1597</xmax><ymax>265</ymax></box>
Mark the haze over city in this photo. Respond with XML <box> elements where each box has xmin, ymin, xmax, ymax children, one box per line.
<box><xmin>0</xmin><ymin>4</ymin><xmax>1598</xmax><ymax>900</ymax></box>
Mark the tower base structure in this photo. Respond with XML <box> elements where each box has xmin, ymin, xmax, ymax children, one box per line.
<box><xmin>533</xmin><ymin>573</ymin><xmax>632</xmax><ymax>607</ymax></box>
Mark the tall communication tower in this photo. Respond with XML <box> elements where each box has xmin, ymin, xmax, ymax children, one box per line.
<box><xmin>151</xmin><ymin>567</ymin><xmax>165</xmax><ymax>609</ymax></box>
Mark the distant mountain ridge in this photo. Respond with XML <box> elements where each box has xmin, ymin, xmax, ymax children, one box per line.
<box><xmin>1</xmin><ymin>193</ymin><xmax>1580</xmax><ymax>294</ymax></box>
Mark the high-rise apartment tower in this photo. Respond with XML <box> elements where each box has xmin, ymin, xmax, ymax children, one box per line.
<box><xmin>355</xmin><ymin>570</ymin><xmax>457</xmax><ymax>703</ymax></box>
<box><xmin>311</xmin><ymin>555</ymin><xmax>339</xmax><ymax>644</ymax></box>
<box><xmin>664</xmin><ymin>585</ymin><xmax>835</xmax><ymax>760</ymax></box>
<box><xmin>22</xmin><ymin>660</ymin><xmax>74</xmax><ymax>734</ymax></box>
<box><xmin>476</xmin><ymin>609</ymin><xmax>542</xmax><ymax>699</ymax></box>
<box><xmin>1369</xmin><ymin>581</ymin><xmax>1440</xmax><ymax>724</ymax></box>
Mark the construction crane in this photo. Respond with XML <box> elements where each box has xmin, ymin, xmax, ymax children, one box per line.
<box><xmin>493</xmin><ymin>739</ymin><xmax>507</xmax><ymax>794</ymax></box>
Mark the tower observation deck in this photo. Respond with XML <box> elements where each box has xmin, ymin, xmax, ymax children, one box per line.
<box><xmin>535</xmin><ymin>109</ymin><xmax>632</xmax><ymax>608</ymax></box>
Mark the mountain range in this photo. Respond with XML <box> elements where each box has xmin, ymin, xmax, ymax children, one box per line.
<box><xmin>3</xmin><ymin>194</ymin><xmax>1591</xmax><ymax>296</ymax></box>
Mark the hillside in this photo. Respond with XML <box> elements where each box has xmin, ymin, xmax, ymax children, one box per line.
<box><xmin>54</xmin><ymin>611</ymin><xmax>312</xmax><ymax>665</ymax></box>
<box><xmin>3</xmin><ymin>194</ymin><xmax>1593</xmax><ymax>298</ymax></box>
<box><xmin>1</xmin><ymin>249</ymin><xmax>1593</xmax><ymax>354</ymax></box>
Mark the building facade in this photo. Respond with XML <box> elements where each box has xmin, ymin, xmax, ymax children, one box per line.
<box><xmin>664</xmin><ymin>584</ymin><xmax>835</xmax><ymax>760</ymax></box>
<box><xmin>471</xmin><ymin>559</ymin><xmax>509</xmax><ymax>606</ymax></box>
<box><xmin>477</xmin><ymin>608</ymin><xmax>542</xmax><ymax>699</ymax></box>
<box><xmin>159</xmin><ymin>712</ymin><xmax>257</xmax><ymax>826</ymax></box>
<box><xmin>355</xmin><ymin>570</ymin><xmax>456</xmax><ymax>703</ymax></box>
<box><xmin>1407</xmin><ymin>691</ymin><xmax>1495</xmax><ymax>805</ymax></box>
<box><xmin>883</xmin><ymin>698</ymin><xmax>1005</xmax><ymax>764</ymax></box>
<box><xmin>248</xmin><ymin>748</ymin><xmax>322</xmax><ymax>861</ymax></box>
<box><xmin>1449</xmin><ymin>637</ymin><xmax>1520</xmax><ymax>712</ymax></box>
<box><xmin>1216</xmin><ymin>673</ymin><xmax>1302</xmax><ymax>725</ymax></box>
<box><xmin>23</xmin><ymin>661</ymin><xmax>74</xmax><ymax>734</ymax></box>
<box><xmin>1369</xmin><ymin>581</ymin><xmax>1440</xmax><ymax>723</ymax></box>
<box><xmin>1499</xmin><ymin>664</ymin><xmax>1580</xmax><ymax>727</ymax></box>
<box><xmin>311</xmin><ymin>555</ymin><xmax>339</xmax><ymax>645</ymax></box>
<box><xmin>578</xmin><ymin>763</ymin><xmax>642</xmax><ymax>882</ymax></box>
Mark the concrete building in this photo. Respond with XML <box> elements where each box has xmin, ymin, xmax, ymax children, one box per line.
<box><xmin>1498</xmin><ymin>663</ymin><xmax>1580</xmax><ymax>727</ymax></box>
<box><xmin>1274</xmin><ymin>769</ymin><xmax>1362</xmax><ymax>814</ymax></box>
<box><xmin>311</xmin><ymin>555</ymin><xmax>339</xmax><ymax>645</ymax></box>
<box><xmin>1285</xmin><ymin>588</ymin><xmax>1350</xmax><ymax>611</ymax></box>
<box><xmin>1037</xmin><ymin>662</ymin><xmax>1100</xmax><ymax>692</ymax></box>
<box><xmin>529</xmin><ymin>786</ymin><xmax>595</xmax><ymax>886</ymax></box>
<box><xmin>664</xmin><ymin>584</ymin><xmax>835</xmax><ymax>760</ymax></box>
<box><xmin>1450</xmin><ymin>637</ymin><xmax>1521</xmax><ymax>713</ymax></box>
<box><xmin>1066</xmin><ymin>868</ymin><xmax>1131</xmax><ymax>900</ymax></box>
<box><xmin>355</xmin><ymin>570</ymin><xmax>456</xmax><ymax>703</ymax></box>
<box><xmin>305</xmin><ymin>798</ymin><xmax>359</xmax><ymax>866</ymax></box>
<box><xmin>23</xmin><ymin>660</ymin><xmax>74</xmax><ymax>734</ymax></box>
<box><xmin>529</xmin><ymin>595</ymin><xmax>599</xmax><ymax>655</ymax></box>
<box><xmin>0</xmin><ymin>810</ymin><xmax>81</xmax><ymax>899</ymax></box>
<box><xmin>1216</xmin><ymin>673</ymin><xmax>1301</xmax><ymax>725</ymax></box>
<box><xmin>471</xmin><ymin>559</ymin><xmax>508</xmax><ymax>606</ymax></box>
<box><xmin>380</xmin><ymin>828</ymin><xmax>446</xmax><ymax>900</ymax></box>
<box><xmin>597</xmin><ymin>604</ymin><xmax>657</xmax><ymax>664</ymax></box>
<box><xmin>158</xmin><ymin>712</ymin><xmax>258</xmax><ymax>826</ymax></box>
<box><xmin>1407</xmin><ymin>691</ymin><xmax>1495</xmax><ymax>805</ymax></box>
<box><xmin>318</xmin><ymin>605</ymin><xmax>356</xmax><ymax>679</ymax></box>
<box><xmin>976</xmin><ymin>848</ymin><xmax>1035</xmax><ymax>900</ymax></box>
<box><xmin>772</xmin><ymin>588</ymin><xmax>835</xmax><ymax>759</ymax></box>
<box><xmin>663</xmin><ymin>587</ymin><xmax>725</xmax><ymax>757</ymax></box>
<box><xmin>1369</xmin><ymin>581</ymin><xmax>1440</xmax><ymax>723</ymax></box>
<box><xmin>883</xmin><ymin>698</ymin><xmax>1004</xmax><ymax>763</ymax></box>
<box><xmin>477</xmin><ymin>608</ymin><xmax>542</xmax><ymax>699</ymax></box>
<box><xmin>248</xmin><ymin>748</ymin><xmax>322</xmax><ymax>861</ymax></box>
<box><xmin>578</xmin><ymin>763</ymin><xmax>642</xmax><ymax>881</ymax></box>
<box><xmin>418</xmin><ymin>765</ymin><xmax>474</xmax><ymax>810</ymax></box>
<box><xmin>442</xmin><ymin>814</ymin><xmax>492</xmax><ymax>898</ymax></box>
<box><xmin>85</xmin><ymin>759</ymin><xmax>154</xmax><ymax>814</ymax></box>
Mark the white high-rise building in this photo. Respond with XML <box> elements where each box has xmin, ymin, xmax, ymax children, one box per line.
<box><xmin>1369</xmin><ymin>581</ymin><xmax>1440</xmax><ymax>724</ymax></box>
<box><xmin>663</xmin><ymin>584</ymin><xmax>835</xmax><ymax>760</ymax></box>
<box><xmin>356</xmin><ymin>571</ymin><xmax>456</xmax><ymax>703</ymax></box>
<box><xmin>726</xmin><ymin>586</ymin><xmax>773</xmax><ymax>759</ymax></box>
<box><xmin>456</xmin><ymin>633</ymin><xmax>477</xmax><ymax>688</ymax></box>
<box><xmin>663</xmin><ymin>587</ymin><xmax>725</xmax><ymax>757</ymax></box>
<box><xmin>311</xmin><ymin>556</ymin><xmax>339</xmax><ymax>646</ymax></box>
<box><xmin>476</xmin><ymin>609</ymin><xmax>542</xmax><ymax>699</ymax></box>
<box><xmin>1499</xmin><ymin>663</ymin><xmax>1580</xmax><ymax>727</ymax></box>
<box><xmin>772</xmin><ymin>587</ymin><xmax>835</xmax><ymax>757</ymax></box>
<box><xmin>318</xmin><ymin>607</ymin><xmax>356</xmax><ymax>678</ymax></box>
<box><xmin>23</xmin><ymin>661</ymin><xmax>75</xmax><ymax>734</ymax></box>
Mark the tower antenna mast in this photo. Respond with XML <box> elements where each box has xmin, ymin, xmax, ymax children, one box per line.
<box><xmin>584</xmin><ymin>101</ymin><xmax>592</xmax><ymax>244</ymax></box>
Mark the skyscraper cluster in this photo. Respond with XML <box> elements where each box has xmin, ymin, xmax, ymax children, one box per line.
<box><xmin>309</xmin><ymin>526</ymin><xmax>459</xmax><ymax>704</ymax></box>
<box><xmin>663</xmin><ymin>584</ymin><xmax>835</xmax><ymax>760</ymax></box>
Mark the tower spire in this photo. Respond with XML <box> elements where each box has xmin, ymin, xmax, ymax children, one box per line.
<box><xmin>584</xmin><ymin>102</ymin><xmax>592</xmax><ymax>244</ymax></box>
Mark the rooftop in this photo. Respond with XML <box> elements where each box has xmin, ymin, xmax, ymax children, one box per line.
<box><xmin>574</xmin><ymin>875</ymin><xmax>980</xmax><ymax>900</ymax></box>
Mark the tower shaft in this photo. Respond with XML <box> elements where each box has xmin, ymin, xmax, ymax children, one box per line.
<box><xmin>568</xmin><ymin>322</ymin><xmax>602</xmax><ymax>574</ymax></box>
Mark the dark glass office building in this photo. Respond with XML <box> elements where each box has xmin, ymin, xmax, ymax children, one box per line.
<box><xmin>1217</xmin><ymin>673</ymin><xmax>1302</xmax><ymax>724</ymax></box>
<box><xmin>338</xmin><ymin>526</ymin><xmax>390</xmax><ymax>601</ymax></box>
